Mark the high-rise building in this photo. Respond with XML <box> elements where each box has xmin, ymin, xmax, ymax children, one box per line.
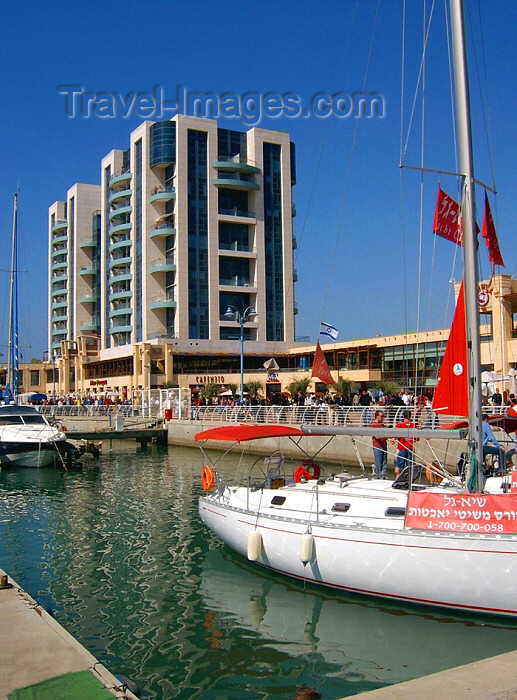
<box><xmin>48</xmin><ymin>115</ymin><xmax>297</xmax><ymax>375</ymax></box>
<box><xmin>49</xmin><ymin>115</ymin><xmax>295</xmax><ymax>354</ymax></box>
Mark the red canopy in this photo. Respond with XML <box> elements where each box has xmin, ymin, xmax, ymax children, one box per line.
<box><xmin>195</xmin><ymin>424</ymin><xmax>309</xmax><ymax>442</ymax></box>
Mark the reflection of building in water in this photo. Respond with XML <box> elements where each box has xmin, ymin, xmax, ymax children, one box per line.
<box><xmin>199</xmin><ymin>549</ymin><xmax>517</xmax><ymax>687</ymax></box>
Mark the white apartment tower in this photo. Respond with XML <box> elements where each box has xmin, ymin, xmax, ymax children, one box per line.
<box><xmin>48</xmin><ymin>115</ymin><xmax>297</xmax><ymax>362</ymax></box>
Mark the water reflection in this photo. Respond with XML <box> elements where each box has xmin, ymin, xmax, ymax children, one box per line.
<box><xmin>1</xmin><ymin>447</ymin><xmax>517</xmax><ymax>700</ymax></box>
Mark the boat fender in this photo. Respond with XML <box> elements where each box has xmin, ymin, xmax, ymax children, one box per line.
<box><xmin>294</xmin><ymin>460</ymin><xmax>321</xmax><ymax>482</ymax></box>
<box><xmin>247</xmin><ymin>530</ymin><xmax>263</xmax><ymax>561</ymax></box>
<box><xmin>115</xmin><ymin>674</ymin><xmax>141</xmax><ymax>698</ymax></box>
<box><xmin>201</xmin><ymin>466</ymin><xmax>216</xmax><ymax>491</ymax></box>
<box><xmin>299</xmin><ymin>533</ymin><xmax>314</xmax><ymax>565</ymax></box>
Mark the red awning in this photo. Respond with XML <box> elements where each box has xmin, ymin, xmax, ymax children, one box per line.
<box><xmin>195</xmin><ymin>424</ymin><xmax>308</xmax><ymax>442</ymax></box>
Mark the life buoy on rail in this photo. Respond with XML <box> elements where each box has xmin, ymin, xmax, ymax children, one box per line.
<box><xmin>201</xmin><ymin>466</ymin><xmax>216</xmax><ymax>491</ymax></box>
<box><xmin>294</xmin><ymin>459</ymin><xmax>321</xmax><ymax>483</ymax></box>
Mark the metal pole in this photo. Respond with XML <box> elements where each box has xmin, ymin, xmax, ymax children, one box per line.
<box><xmin>450</xmin><ymin>0</ymin><xmax>484</xmax><ymax>488</ymax></box>
<box><xmin>240</xmin><ymin>313</ymin><xmax>244</xmax><ymax>405</ymax></box>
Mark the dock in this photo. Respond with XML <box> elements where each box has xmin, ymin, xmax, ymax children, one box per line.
<box><xmin>0</xmin><ymin>569</ymin><xmax>139</xmax><ymax>700</ymax></box>
<box><xmin>66</xmin><ymin>427</ymin><xmax>168</xmax><ymax>447</ymax></box>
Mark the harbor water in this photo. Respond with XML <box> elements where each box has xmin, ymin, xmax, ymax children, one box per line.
<box><xmin>1</xmin><ymin>445</ymin><xmax>517</xmax><ymax>699</ymax></box>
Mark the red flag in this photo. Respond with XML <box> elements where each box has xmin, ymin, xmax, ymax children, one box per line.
<box><xmin>433</xmin><ymin>188</ymin><xmax>462</xmax><ymax>246</ymax></box>
<box><xmin>311</xmin><ymin>342</ymin><xmax>335</xmax><ymax>385</ymax></box>
<box><xmin>432</xmin><ymin>282</ymin><xmax>468</xmax><ymax>417</ymax></box>
<box><xmin>482</xmin><ymin>192</ymin><xmax>504</xmax><ymax>267</ymax></box>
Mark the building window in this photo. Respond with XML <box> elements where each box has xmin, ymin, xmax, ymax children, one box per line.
<box><xmin>30</xmin><ymin>370</ymin><xmax>39</xmax><ymax>387</ymax></box>
<box><xmin>188</xmin><ymin>129</ymin><xmax>209</xmax><ymax>339</ymax></box>
<box><xmin>263</xmin><ymin>142</ymin><xmax>284</xmax><ymax>341</ymax></box>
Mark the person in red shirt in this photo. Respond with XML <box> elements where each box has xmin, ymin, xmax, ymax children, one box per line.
<box><xmin>394</xmin><ymin>410</ymin><xmax>419</xmax><ymax>477</ymax></box>
<box><xmin>369</xmin><ymin>410</ymin><xmax>388</xmax><ymax>478</ymax></box>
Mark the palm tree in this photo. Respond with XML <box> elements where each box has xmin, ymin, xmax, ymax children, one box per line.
<box><xmin>286</xmin><ymin>377</ymin><xmax>312</xmax><ymax>397</ymax></box>
<box><xmin>199</xmin><ymin>383</ymin><xmax>221</xmax><ymax>403</ymax></box>
<box><xmin>245</xmin><ymin>380</ymin><xmax>264</xmax><ymax>397</ymax></box>
<box><xmin>334</xmin><ymin>378</ymin><xmax>353</xmax><ymax>400</ymax></box>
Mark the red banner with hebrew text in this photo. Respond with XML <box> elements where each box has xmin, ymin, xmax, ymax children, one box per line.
<box><xmin>406</xmin><ymin>491</ymin><xmax>517</xmax><ymax>534</ymax></box>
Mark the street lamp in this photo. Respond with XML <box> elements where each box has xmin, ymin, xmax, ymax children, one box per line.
<box><xmin>224</xmin><ymin>305</ymin><xmax>256</xmax><ymax>404</ymax></box>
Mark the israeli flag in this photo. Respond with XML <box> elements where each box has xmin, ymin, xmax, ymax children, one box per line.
<box><xmin>319</xmin><ymin>321</ymin><xmax>339</xmax><ymax>341</ymax></box>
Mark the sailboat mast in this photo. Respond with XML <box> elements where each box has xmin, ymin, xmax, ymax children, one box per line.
<box><xmin>450</xmin><ymin>0</ymin><xmax>483</xmax><ymax>484</ymax></box>
<box><xmin>6</xmin><ymin>192</ymin><xmax>19</xmax><ymax>403</ymax></box>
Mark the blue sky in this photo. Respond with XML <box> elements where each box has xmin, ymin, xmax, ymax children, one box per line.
<box><xmin>1</xmin><ymin>0</ymin><xmax>517</xmax><ymax>359</ymax></box>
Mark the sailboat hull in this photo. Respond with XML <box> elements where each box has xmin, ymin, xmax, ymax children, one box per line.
<box><xmin>200</xmin><ymin>480</ymin><xmax>517</xmax><ymax>617</ymax></box>
<box><xmin>0</xmin><ymin>442</ymin><xmax>66</xmax><ymax>468</ymax></box>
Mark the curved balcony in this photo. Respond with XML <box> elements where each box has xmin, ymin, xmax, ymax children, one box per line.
<box><xmin>52</xmin><ymin>312</ymin><xmax>68</xmax><ymax>323</ymax></box>
<box><xmin>149</xmin><ymin>187</ymin><xmax>176</xmax><ymax>204</ymax></box>
<box><xmin>51</xmin><ymin>260</ymin><xmax>68</xmax><ymax>271</ymax></box>
<box><xmin>150</xmin><ymin>294</ymin><xmax>176</xmax><ymax>310</ymax></box>
<box><xmin>52</xmin><ymin>233</ymin><xmax>68</xmax><ymax>244</ymax></box>
<box><xmin>109</xmin><ymin>170</ymin><xmax>132</xmax><ymax>188</ymax></box>
<box><xmin>51</xmin><ymin>220</ymin><xmax>68</xmax><ymax>233</ymax></box>
<box><xmin>109</xmin><ymin>221</ymin><xmax>132</xmax><ymax>236</ymax></box>
<box><xmin>213</xmin><ymin>173</ymin><xmax>259</xmax><ymax>191</ymax></box>
<box><xmin>79</xmin><ymin>319</ymin><xmax>100</xmax><ymax>332</ymax></box>
<box><xmin>109</xmin><ymin>239</ymin><xmax>133</xmax><ymax>253</ymax></box>
<box><xmin>212</xmin><ymin>156</ymin><xmax>261</xmax><ymax>174</ymax></box>
<box><xmin>150</xmin><ymin>223</ymin><xmax>176</xmax><ymax>239</ymax></box>
<box><xmin>150</xmin><ymin>257</ymin><xmax>176</xmax><ymax>274</ymax></box>
<box><xmin>80</xmin><ymin>264</ymin><xmax>98</xmax><ymax>276</ymax></box>
<box><xmin>52</xmin><ymin>274</ymin><xmax>68</xmax><ymax>284</ymax></box>
<box><xmin>52</xmin><ymin>301</ymin><xmax>68</xmax><ymax>311</ymax></box>
<box><xmin>79</xmin><ymin>294</ymin><xmax>96</xmax><ymax>304</ymax></box>
<box><xmin>109</xmin><ymin>205</ymin><xmax>132</xmax><ymax>220</ymax></box>
<box><xmin>109</xmin><ymin>289</ymin><xmax>132</xmax><ymax>301</ymax></box>
<box><xmin>52</xmin><ymin>287</ymin><xmax>67</xmax><ymax>297</ymax></box>
<box><xmin>110</xmin><ymin>270</ymin><xmax>132</xmax><ymax>283</ymax></box>
<box><xmin>109</xmin><ymin>324</ymin><xmax>133</xmax><ymax>335</ymax></box>
<box><xmin>52</xmin><ymin>328</ymin><xmax>67</xmax><ymax>337</ymax></box>
<box><xmin>109</xmin><ymin>256</ymin><xmax>132</xmax><ymax>269</ymax></box>
<box><xmin>109</xmin><ymin>307</ymin><xmax>133</xmax><ymax>319</ymax></box>
<box><xmin>79</xmin><ymin>236</ymin><xmax>98</xmax><ymax>249</ymax></box>
<box><xmin>51</xmin><ymin>247</ymin><xmax>68</xmax><ymax>258</ymax></box>
<box><xmin>108</xmin><ymin>188</ymin><xmax>132</xmax><ymax>205</ymax></box>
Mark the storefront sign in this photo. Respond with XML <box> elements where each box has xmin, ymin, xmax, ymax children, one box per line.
<box><xmin>90</xmin><ymin>380</ymin><xmax>108</xmax><ymax>386</ymax></box>
<box><xmin>267</xmin><ymin>372</ymin><xmax>279</xmax><ymax>382</ymax></box>
<box><xmin>195</xmin><ymin>376</ymin><xmax>225</xmax><ymax>384</ymax></box>
<box><xmin>406</xmin><ymin>492</ymin><xmax>517</xmax><ymax>534</ymax></box>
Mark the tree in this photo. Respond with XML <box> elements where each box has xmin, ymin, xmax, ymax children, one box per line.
<box><xmin>245</xmin><ymin>379</ymin><xmax>264</xmax><ymax>397</ymax></box>
<box><xmin>199</xmin><ymin>383</ymin><xmax>221</xmax><ymax>402</ymax></box>
<box><xmin>226</xmin><ymin>383</ymin><xmax>238</xmax><ymax>396</ymax></box>
<box><xmin>334</xmin><ymin>378</ymin><xmax>353</xmax><ymax>399</ymax></box>
<box><xmin>286</xmin><ymin>376</ymin><xmax>312</xmax><ymax>397</ymax></box>
<box><xmin>375</xmin><ymin>380</ymin><xmax>401</xmax><ymax>396</ymax></box>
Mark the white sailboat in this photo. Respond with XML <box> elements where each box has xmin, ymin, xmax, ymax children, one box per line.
<box><xmin>0</xmin><ymin>193</ymin><xmax>77</xmax><ymax>468</ymax></box>
<box><xmin>196</xmin><ymin>0</ymin><xmax>517</xmax><ymax>617</ymax></box>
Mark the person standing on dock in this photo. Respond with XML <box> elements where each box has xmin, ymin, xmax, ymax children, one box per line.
<box><xmin>393</xmin><ymin>410</ymin><xmax>418</xmax><ymax>477</ymax></box>
<box><xmin>370</xmin><ymin>410</ymin><xmax>388</xmax><ymax>478</ymax></box>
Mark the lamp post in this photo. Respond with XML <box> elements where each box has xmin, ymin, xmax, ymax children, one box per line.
<box><xmin>224</xmin><ymin>305</ymin><xmax>256</xmax><ymax>404</ymax></box>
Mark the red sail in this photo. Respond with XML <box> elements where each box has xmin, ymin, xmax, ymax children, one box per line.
<box><xmin>311</xmin><ymin>342</ymin><xmax>335</xmax><ymax>385</ymax></box>
<box><xmin>432</xmin><ymin>282</ymin><xmax>468</xmax><ymax>417</ymax></box>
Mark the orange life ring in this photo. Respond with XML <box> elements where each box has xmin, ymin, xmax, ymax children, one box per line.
<box><xmin>294</xmin><ymin>460</ymin><xmax>321</xmax><ymax>483</ymax></box>
<box><xmin>201</xmin><ymin>466</ymin><xmax>216</xmax><ymax>491</ymax></box>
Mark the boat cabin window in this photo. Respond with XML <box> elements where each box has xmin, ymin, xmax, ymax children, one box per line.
<box><xmin>271</xmin><ymin>496</ymin><xmax>286</xmax><ymax>505</ymax></box>
<box><xmin>22</xmin><ymin>415</ymin><xmax>46</xmax><ymax>424</ymax></box>
<box><xmin>331</xmin><ymin>503</ymin><xmax>351</xmax><ymax>513</ymax></box>
<box><xmin>385</xmin><ymin>507</ymin><xmax>406</xmax><ymax>517</ymax></box>
<box><xmin>0</xmin><ymin>416</ymin><xmax>23</xmax><ymax>424</ymax></box>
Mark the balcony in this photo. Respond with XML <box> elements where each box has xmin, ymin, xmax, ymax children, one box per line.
<box><xmin>52</xmin><ymin>301</ymin><xmax>68</xmax><ymax>311</ymax></box>
<box><xmin>52</xmin><ymin>312</ymin><xmax>68</xmax><ymax>323</ymax></box>
<box><xmin>52</xmin><ymin>287</ymin><xmax>67</xmax><ymax>297</ymax></box>
<box><xmin>80</xmin><ymin>265</ymin><xmax>98</xmax><ymax>276</ymax></box>
<box><xmin>218</xmin><ymin>208</ymin><xmax>256</xmax><ymax>221</ymax></box>
<box><xmin>109</xmin><ymin>239</ymin><xmax>133</xmax><ymax>253</ymax></box>
<box><xmin>79</xmin><ymin>318</ymin><xmax>100</xmax><ymax>332</ymax></box>
<box><xmin>108</xmin><ymin>188</ymin><xmax>132</xmax><ymax>205</ymax></box>
<box><xmin>149</xmin><ymin>186</ymin><xmax>176</xmax><ymax>204</ymax></box>
<box><xmin>52</xmin><ymin>274</ymin><xmax>68</xmax><ymax>283</ymax></box>
<box><xmin>293</xmin><ymin>268</ymin><xmax>298</xmax><ymax>282</ymax></box>
<box><xmin>292</xmin><ymin>202</ymin><xmax>297</xmax><ymax>217</ymax></box>
<box><xmin>294</xmin><ymin>303</ymin><xmax>299</xmax><ymax>315</ymax></box>
<box><xmin>150</xmin><ymin>293</ymin><xmax>177</xmax><ymax>309</ymax></box>
<box><xmin>219</xmin><ymin>277</ymin><xmax>256</xmax><ymax>291</ymax></box>
<box><xmin>150</xmin><ymin>256</ymin><xmax>176</xmax><ymax>274</ymax></box>
<box><xmin>51</xmin><ymin>246</ymin><xmax>68</xmax><ymax>258</ymax></box>
<box><xmin>52</xmin><ymin>328</ymin><xmax>67</xmax><ymax>337</ymax></box>
<box><xmin>292</xmin><ymin>235</ymin><xmax>298</xmax><ymax>249</ymax></box>
<box><xmin>51</xmin><ymin>220</ymin><xmax>68</xmax><ymax>233</ymax></box>
<box><xmin>79</xmin><ymin>294</ymin><xmax>96</xmax><ymax>304</ymax></box>
<box><xmin>109</xmin><ymin>289</ymin><xmax>132</xmax><ymax>301</ymax></box>
<box><xmin>109</xmin><ymin>256</ymin><xmax>132</xmax><ymax>269</ymax></box>
<box><xmin>150</xmin><ymin>222</ymin><xmax>176</xmax><ymax>239</ymax></box>
<box><xmin>109</xmin><ymin>204</ymin><xmax>132</xmax><ymax>220</ymax></box>
<box><xmin>109</xmin><ymin>323</ymin><xmax>133</xmax><ymax>335</ymax></box>
<box><xmin>109</xmin><ymin>222</ymin><xmax>132</xmax><ymax>236</ymax></box>
<box><xmin>52</xmin><ymin>233</ymin><xmax>68</xmax><ymax>244</ymax></box>
<box><xmin>110</xmin><ymin>269</ymin><xmax>132</xmax><ymax>283</ymax></box>
<box><xmin>51</xmin><ymin>260</ymin><xmax>68</xmax><ymax>271</ymax></box>
<box><xmin>79</xmin><ymin>236</ymin><xmax>98</xmax><ymax>249</ymax></box>
<box><xmin>109</xmin><ymin>170</ymin><xmax>132</xmax><ymax>187</ymax></box>
<box><xmin>212</xmin><ymin>155</ymin><xmax>261</xmax><ymax>174</ymax></box>
<box><xmin>213</xmin><ymin>173</ymin><xmax>259</xmax><ymax>190</ymax></box>
<box><xmin>219</xmin><ymin>242</ymin><xmax>253</xmax><ymax>253</ymax></box>
<box><xmin>109</xmin><ymin>306</ymin><xmax>133</xmax><ymax>318</ymax></box>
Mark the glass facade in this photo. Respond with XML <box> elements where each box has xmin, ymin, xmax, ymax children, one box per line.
<box><xmin>150</xmin><ymin>121</ymin><xmax>176</xmax><ymax>167</ymax></box>
<box><xmin>187</xmin><ymin>129</ymin><xmax>209</xmax><ymax>339</ymax></box>
<box><xmin>135</xmin><ymin>139</ymin><xmax>142</xmax><ymax>343</ymax></box>
<box><xmin>69</xmin><ymin>196</ymin><xmax>74</xmax><ymax>339</ymax></box>
<box><xmin>263</xmin><ymin>142</ymin><xmax>284</xmax><ymax>341</ymax></box>
<box><xmin>218</xmin><ymin>222</ymin><xmax>250</xmax><ymax>251</ymax></box>
<box><xmin>217</xmin><ymin>129</ymin><xmax>247</xmax><ymax>159</ymax></box>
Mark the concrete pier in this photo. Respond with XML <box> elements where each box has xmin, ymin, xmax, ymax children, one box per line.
<box><xmin>0</xmin><ymin>569</ymin><xmax>138</xmax><ymax>700</ymax></box>
<box><xmin>346</xmin><ymin>649</ymin><xmax>517</xmax><ymax>699</ymax></box>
